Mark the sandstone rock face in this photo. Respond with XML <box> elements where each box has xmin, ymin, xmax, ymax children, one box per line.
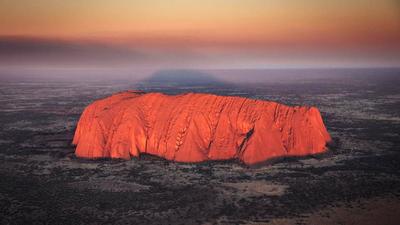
<box><xmin>73</xmin><ymin>91</ymin><xmax>331</xmax><ymax>165</ymax></box>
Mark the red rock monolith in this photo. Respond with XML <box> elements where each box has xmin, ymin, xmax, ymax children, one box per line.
<box><xmin>73</xmin><ymin>91</ymin><xmax>331</xmax><ymax>165</ymax></box>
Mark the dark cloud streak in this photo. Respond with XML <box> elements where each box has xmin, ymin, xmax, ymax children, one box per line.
<box><xmin>0</xmin><ymin>36</ymin><xmax>149</xmax><ymax>66</ymax></box>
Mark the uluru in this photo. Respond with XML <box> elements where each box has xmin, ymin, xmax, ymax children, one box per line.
<box><xmin>73</xmin><ymin>91</ymin><xmax>331</xmax><ymax>165</ymax></box>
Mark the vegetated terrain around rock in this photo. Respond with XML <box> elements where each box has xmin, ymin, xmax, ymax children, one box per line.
<box><xmin>0</xmin><ymin>68</ymin><xmax>399</xmax><ymax>224</ymax></box>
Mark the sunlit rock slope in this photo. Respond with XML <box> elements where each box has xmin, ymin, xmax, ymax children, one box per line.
<box><xmin>73</xmin><ymin>91</ymin><xmax>331</xmax><ymax>165</ymax></box>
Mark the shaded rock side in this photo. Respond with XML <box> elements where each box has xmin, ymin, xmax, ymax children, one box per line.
<box><xmin>73</xmin><ymin>91</ymin><xmax>331</xmax><ymax>165</ymax></box>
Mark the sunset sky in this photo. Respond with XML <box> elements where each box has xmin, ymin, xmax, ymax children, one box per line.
<box><xmin>0</xmin><ymin>0</ymin><xmax>399</xmax><ymax>68</ymax></box>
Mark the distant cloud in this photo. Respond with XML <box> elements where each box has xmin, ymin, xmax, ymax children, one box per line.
<box><xmin>0</xmin><ymin>35</ymin><xmax>399</xmax><ymax>69</ymax></box>
<box><xmin>0</xmin><ymin>36</ymin><xmax>148</xmax><ymax>66</ymax></box>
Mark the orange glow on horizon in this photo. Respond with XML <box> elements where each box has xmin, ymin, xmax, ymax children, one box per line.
<box><xmin>0</xmin><ymin>0</ymin><xmax>399</xmax><ymax>67</ymax></box>
<box><xmin>0</xmin><ymin>0</ymin><xmax>399</xmax><ymax>48</ymax></box>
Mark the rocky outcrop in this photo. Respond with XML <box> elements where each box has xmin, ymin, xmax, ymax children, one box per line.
<box><xmin>73</xmin><ymin>91</ymin><xmax>331</xmax><ymax>165</ymax></box>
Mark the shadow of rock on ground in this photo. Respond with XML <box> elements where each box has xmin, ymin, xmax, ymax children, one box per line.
<box><xmin>136</xmin><ymin>69</ymin><xmax>231</xmax><ymax>88</ymax></box>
